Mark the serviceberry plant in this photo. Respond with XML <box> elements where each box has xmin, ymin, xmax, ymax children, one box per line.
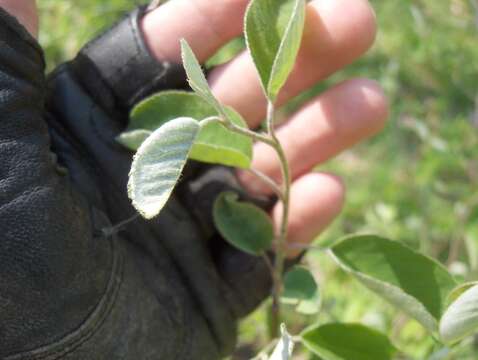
<box><xmin>119</xmin><ymin>0</ymin><xmax>478</xmax><ymax>358</ymax></box>
<box><xmin>122</xmin><ymin>0</ymin><xmax>309</xmax><ymax>352</ymax></box>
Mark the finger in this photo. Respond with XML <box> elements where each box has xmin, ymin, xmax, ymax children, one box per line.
<box><xmin>0</xmin><ymin>0</ymin><xmax>38</xmax><ymax>37</ymax></box>
<box><xmin>209</xmin><ymin>0</ymin><xmax>377</xmax><ymax>127</ymax></box>
<box><xmin>142</xmin><ymin>0</ymin><xmax>248</xmax><ymax>62</ymax></box>
<box><xmin>273</xmin><ymin>173</ymin><xmax>345</xmax><ymax>258</ymax></box>
<box><xmin>238</xmin><ymin>78</ymin><xmax>388</xmax><ymax>195</ymax></box>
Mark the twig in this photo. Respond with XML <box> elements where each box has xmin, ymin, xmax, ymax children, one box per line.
<box><xmin>247</xmin><ymin>168</ymin><xmax>285</xmax><ymax>202</ymax></box>
<box><xmin>266</xmin><ymin>100</ymin><xmax>292</xmax><ymax>339</ymax></box>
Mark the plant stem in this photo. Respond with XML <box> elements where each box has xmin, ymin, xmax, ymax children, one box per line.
<box><xmin>204</xmin><ymin>115</ymin><xmax>276</xmax><ymax>147</ymax></box>
<box><xmin>247</xmin><ymin>168</ymin><xmax>285</xmax><ymax>202</ymax></box>
<box><xmin>224</xmin><ymin>120</ymin><xmax>275</xmax><ymax>147</ymax></box>
<box><xmin>266</xmin><ymin>100</ymin><xmax>291</xmax><ymax>338</ymax></box>
<box><xmin>215</xmin><ymin>101</ymin><xmax>292</xmax><ymax>338</ymax></box>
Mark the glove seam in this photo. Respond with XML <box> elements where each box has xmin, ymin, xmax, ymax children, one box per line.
<box><xmin>4</xmin><ymin>237</ymin><xmax>124</xmax><ymax>360</ymax></box>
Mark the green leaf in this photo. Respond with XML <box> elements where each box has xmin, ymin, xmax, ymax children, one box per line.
<box><xmin>191</xmin><ymin>109</ymin><xmax>252</xmax><ymax>168</ymax></box>
<box><xmin>268</xmin><ymin>0</ymin><xmax>305</xmax><ymax>100</ymax></box>
<box><xmin>301</xmin><ymin>323</ymin><xmax>397</xmax><ymax>360</ymax></box>
<box><xmin>180</xmin><ymin>39</ymin><xmax>221</xmax><ymax>109</ymax></box>
<box><xmin>446</xmin><ymin>281</ymin><xmax>478</xmax><ymax>305</ymax></box>
<box><xmin>465</xmin><ymin>223</ymin><xmax>478</xmax><ymax>271</ymax></box>
<box><xmin>205</xmin><ymin>37</ymin><xmax>246</xmax><ymax>68</ymax></box>
<box><xmin>245</xmin><ymin>0</ymin><xmax>306</xmax><ymax>100</ymax></box>
<box><xmin>213</xmin><ymin>191</ymin><xmax>274</xmax><ymax>256</ymax></box>
<box><xmin>269</xmin><ymin>324</ymin><xmax>294</xmax><ymax>360</ymax></box>
<box><xmin>446</xmin><ymin>282</ymin><xmax>478</xmax><ymax>305</ymax></box>
<box><xmin>330</xmin><ymin>235</ymin><xmax>457</xmax><ymax>333</ymax></box>
<box><xmin>129</xmin><ymin>91</ymin><xmax>217</xmax><ymax>131</ymax></box>
<box><xmin>282</xmin><ymin>266</ymin><xmax>321</xmax><ymax>315</ymax></box>
<box><xmin>127</xmin><ymin>117</ymin><xmax>200</xmax><ymax>219</ymax></box>
<box><xmin>127</xmin><ymin>91</ymin><xmax>252</xmax><ymax>168</ymax></box>
<box><xmin>116</xmin><ymin>129</ymin><xmax>151</xmax><ymax>151</ymax></box>
<box><xmin>440</xmin><ymin>284</ymin><xmax>478</xmax><ymax>343</ymax></box>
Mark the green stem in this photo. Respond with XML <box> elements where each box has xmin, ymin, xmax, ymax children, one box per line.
<box><xmin>214</xmin><ymin>101</ymin><xmax>291</xmax><ymax>338</ymax></box>
<box><xmin>206</xmin><ymin>115</ymin><xmax>276</xmax><ymax>147</ymax></box>
<box><xmin>225</xmin><ymin>121</ymin><xmax>275</xmax><ymax>147</ymax></box>
<box><xmin>266</xmin><ymin>100</ymin><xmax>291</xmax><ymax>338</ymax></box>
<box><xmin>247</xmin><ymin>168</ymin><xmax>285</xmax><ymax>202</ymax></box>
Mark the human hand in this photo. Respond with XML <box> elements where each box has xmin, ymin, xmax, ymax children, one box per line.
<box><xmin>142</xmin><ymin>0</ymin><xmax>388</xmax><ymax>257</ymax></box>
<box><xmin>0</xmin><ymin>1</ymin><xmax>387</xmax><ymax>359</ymax></box>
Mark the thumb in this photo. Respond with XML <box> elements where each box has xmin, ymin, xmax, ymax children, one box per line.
<box><xmin>0</xmin><ymin>0</ymin><xmax>38</xmax><ymax>37</ymax></box>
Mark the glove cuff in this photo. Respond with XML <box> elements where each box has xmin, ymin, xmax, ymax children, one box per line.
<box><xmin>70</xmin><ymin>6</ymin><xmax>187</xmax><ymax>123</ymax></box>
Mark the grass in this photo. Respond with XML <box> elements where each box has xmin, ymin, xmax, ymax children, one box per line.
<box><xmin>38</xmin><ymin>0</ymin><xmax>478</xmax><ymax>358</ymax></box>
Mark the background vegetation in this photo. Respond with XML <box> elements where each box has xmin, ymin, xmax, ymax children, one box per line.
<box><xmin>38</xmin><ymin>0</ymin><xmax>478</xmax><ymax>358</ymax></box>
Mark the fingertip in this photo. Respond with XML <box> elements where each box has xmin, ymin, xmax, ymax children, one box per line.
<box><xmin>293</xmin><ymin>172</ymin><xmax>346</xmax><ymax>220</ymax></box>
<box><xmin>141</xmin><ymin>0</ymin><xmax>247</xmax><ymax>63</ymax></box>
<box><xmin>314</xmin><ymin>77</ymin><xmax>388</xmax><ymax>141</ymax></box>
<box><xmin>350</xmin><ymin>78</ymin><xmax>389</xmax><ymax>135</ymax></box>
<box><xmin>306</xmin><ymin>0</ymin><xmax>377</xmax><ymax>59</ymax></box>
<box><xmin>272</xmin><ymin>172</ymin><xmax>346</xmax><ymax>258</ymax></box>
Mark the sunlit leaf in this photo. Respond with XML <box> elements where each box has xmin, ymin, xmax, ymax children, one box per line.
<box><xmin>213</xmin><ymin>191</ymin><xmax>274</xmax><ymax>256</ymax></box>
<box><xmin>129</xmin><ymin>91</ymin><xmax>216</xmax><ymax>131</ymax></box>
<box><xmin>282</xmin><ymin>266</ymin><xmax>321</xmax><ymax>315</ymax></box>
<box><xmin>301</xmin><ymin>323</ymin><xmax>397</xmax><ymax>360</ymax></box>
<box><xmin>126</xmin><ymin>91</ymin><xmax>252</xmax><ymax>168</ymax></box>
<box><xmin>206</xmin><ymin>37</ymin><xmax>246</xmax><ymax>68</ymax></box>
<box><xmin>465</xmin><ymin>223</ymin><xmax>478</xmax><ymax>271</ymax></box>
<box><xmin>268</xmin><ymin>0</ymin><xmax>305</xmax><ymax>100</ymax></box>
<box><xmin>128</xmin><ymin>117</ymin><xmax>200</xmax><ymax>219</ymax></box>
<box><xmin>446</xmin><ymin>282</ymin><xmax>478</xmax><ymax>305</ymax></box>
<box><xmin>180</xmin><ymin>39</ymin><xmax>221</xmax><ymax>110</ymax></box>
<box><xmin>245</xmin><ymin>0</ymin><xmax>306</xmax><ymax>100</ymax></box>
<box><xmin>330</xmin><ymin>235</ymin><xmax>457</xmax><ymax>333</ymax></box>
<box><xmin>269</xmin><ymin>324</ymin><xmax>294</xmax><ymax>360</ymax></box>
<box><xmin>440</xmin><ymin>284</ymin><xmax>478</xmax><ymax>343</ymax></box>
<box><xmin>192</xmin><ymin>108</ymin><xmax>252</xmax><ymax>168</ymax></box>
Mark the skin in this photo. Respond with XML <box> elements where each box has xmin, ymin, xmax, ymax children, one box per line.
<box><xmin>4</xmin><ymin>0</ymin><xmax>388</xmax><ymax>258</ymax></box>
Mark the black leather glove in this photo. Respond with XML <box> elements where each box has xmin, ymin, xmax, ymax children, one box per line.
<box><xmin>0</xmin><ymin>5</ymin><xmax>273</xmax><ymax>359</ymax></box>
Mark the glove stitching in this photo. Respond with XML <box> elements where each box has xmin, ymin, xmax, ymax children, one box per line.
<box><xmin>4</xmin><ymin>239</ymin><xmax>124</xmax><ymax>360</ymax></box>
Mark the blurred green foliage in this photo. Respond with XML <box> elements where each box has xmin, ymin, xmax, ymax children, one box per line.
<box><xmin>39</xmin><ymin>0</ymin><xmax>478</xmax><ymax>358</ymax></box>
